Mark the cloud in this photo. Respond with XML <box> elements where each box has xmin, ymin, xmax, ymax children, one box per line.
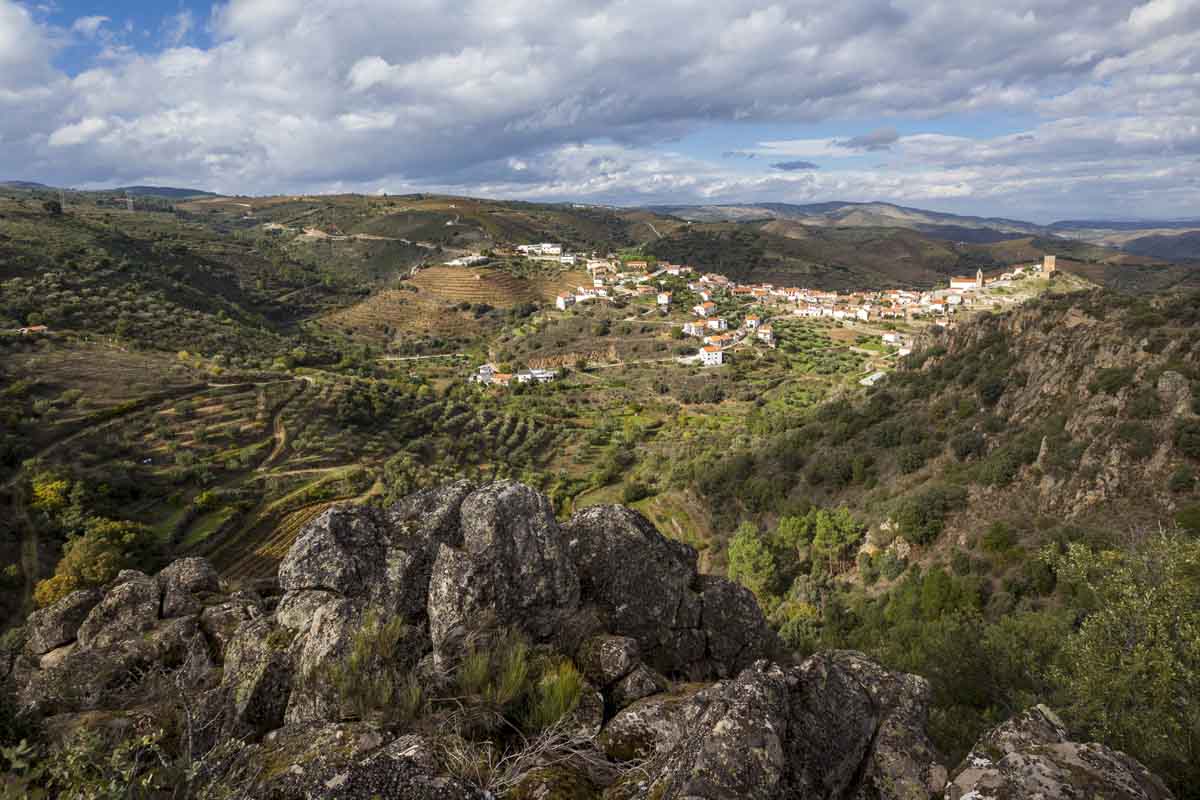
<box><xmin>835</xmin><ymin>127</ymin><xmax>900</xmax><ymax>152</ymax></box>
<box><xmin>48</xmin><ymin>116</ymin><xmax>109</xmax><ymax>147</ymax></box>
<box><xmin>71</xmin><ymin>15</ymin><xmax>109</xmax><ymax>37</ymax></box>
<box><xmin>770</xmin><ymin>160</ymin><xmax>820</xmax><ymax>171</ymax></box>
<box><xmin>161</xmin><ymin>10</ymin><xmax>194</xmax><ymax>47</ymax></box>
<box><xmin>0</xmin><ymin>0</ymin><xmax>1195</xmax><ymax>220</ymax></box>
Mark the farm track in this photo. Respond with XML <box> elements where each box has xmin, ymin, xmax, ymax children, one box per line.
<box><xmin>258</xmin><ymin>381</ymin><xmax>308</xmax><ymax>470</ymax></box>
<box><xmin>0</xmin><ymin>382</ymin><xmax>213</xmax><ymax>493</ymax></box>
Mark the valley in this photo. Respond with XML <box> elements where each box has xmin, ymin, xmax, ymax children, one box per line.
<box><xmin>3</xmin><ymin>183</ymin><xmax>1200</xmax><ymax>796</ymax></box>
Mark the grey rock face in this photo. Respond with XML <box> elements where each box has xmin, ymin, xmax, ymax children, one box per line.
<box><xmin>76</xmin><ymin>571</ymin><xmax>160</xmax><ymax>650</ymax></box>
<box><xmin>944</xmin><ymin>705</ymin><xmax>1175</xmax><ymax>800</ymax></box>
<box><xmin>24</xmin><ymin>589</ymin><xmax>101</xmax><ymax>656</ymax></box>
<box><xmin>577</xmin><ymin>635</ymin><xmax>641</xmax><ymax>687</ymax></box>
<box><xmin>608</xmin><ymin>652</ymin><xmax>947</xmax><ymax>800</ymax></box>
<box><xmin>610</xmin><ymin>662</ymin><xmax>669</xmax><ymax>709</ymax></box>
<box><xmin>564</xmin><ymin>505</ymin><xmax>703</xmax><ymax>673</ymax></box>
<box><xmin>200</xmin><ymin>592</ymin><xmax>264</xmax><ymax>657</ymax></box>
<box><xmin>427</xmin><ymin>482</ymin><xmax>580</xmax><ymax>657</ymax></box>
<box><xmin>158</xmin><ymin>557</ymin><xmax>221</xmax><ymax>618</ymax></box>
<box><xmin>221</xmin><ymin>616</ymin><xmax>294</xmax><ymax>740</ymax></box>
<box><xmin>564</xmin><ymin>505</ymin><xmax>777</xmax><ymax>678</ymax></box>
<box><xmin>247</xmin><ymin>725</ymin><xmax>487</xmax><ymax>800</ymax></box>
<box><xmin>695</xmin><ymin>574</ymin><xmax>780</xmax><ymax>676</ymax></box>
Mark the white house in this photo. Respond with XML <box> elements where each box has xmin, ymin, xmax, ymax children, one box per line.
<box><xmin>657</xmin><ymin>291</ymin><xmax>672</xmax><ymax>306</ymax></box>
<box><xmin>683</xmin><ymin>320</ymin><xmax>707</xmax><ymax>337</ymax></box>
<box><xmin>756</xmin><ymin>325</ymin><xmax>775</xmax><ymax>346</ymax></box>
<box><xmin>706</xmin><ymin>317</ymin><xmax>728</xmax><ymax>331</ymax></box>
<box><xmin>860</xmin><ymin>371</ymin><xmax>887</xmax><ymax>387</ymax></box>
<box><xmin>744</xmin><ymin>314</ymin><xmax>761</xmax><ymax>329</ymax></box>
<box><xmin>693</xmin><ymin>301</ymin><xmax>717</xmax><ymax>317</ymax></box>
<box><xmin>949</xmin><ymin>268</ymin><xmax>984</xmax><ymax>290</ymax></box>
<box><xmin>700</xmin><ymin>345</ymin><xmax>724</xmax><ymax>366</ymax></box>
<box><xmin>560</xmin><ymin>254</ymin><xmax>577</xmax><ymax>265</ymax></box>
<box><xmin>556</xmin><ymin>294</ymin><xmax>575</xmax><ymax>311</ymax></box>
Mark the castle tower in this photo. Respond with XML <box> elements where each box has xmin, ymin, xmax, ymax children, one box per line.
<box><xmin>1044</xmin><ymin>254</ymin><xmax>1056</xmax><ymax>274</ymax></box>
<box><xmin>975</xmin><ymin>268</ymin><xmax>984</xmax><ymax>289</ymax></box>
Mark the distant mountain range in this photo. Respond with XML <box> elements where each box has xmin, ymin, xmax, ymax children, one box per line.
<box><xmin>644</xmin><ymin>201</ymin><xmax>1200</xmax><ymax>261</ymax></box>
<box><xmin>1</xmin><ymin>181</ymin><xmax>217</xmax><ymax>199</ymax></box>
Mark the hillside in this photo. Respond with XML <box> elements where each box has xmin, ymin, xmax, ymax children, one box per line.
<box><xmin>1</xmin><ymin>187</ymin><xmax>1198</xmax><ymax>797</ymax></box>
<box><xmin>0</xmin><ymin>482</ymin><xmax>1178</xmax><ymax>799</ymax></box>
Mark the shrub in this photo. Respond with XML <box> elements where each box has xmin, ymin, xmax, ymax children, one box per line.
<box><xmin>1127</xmin><ymin>388</ymin><xmax>1163</xmax><ymax>419</ymax></box>
<box><xmin>321</xmin><ymin>610</ymin><xmax>421</xmax><ymax>724</ymax></box>
<box><xmin>1174</xmin><ymin>420</ymin><xmax>1200</xmax><ymax>460</ymax></box>
<box><xmin>897</xmin><ymin>444</ymin><xmax>930</xmax><ymax>475</ymax></box>
<box><xmin>981</xmin><ymin>522</ymin><xmax>1017</xmax><ymax>553</ymax></box>
<box><xmin>951</xmin><ymin>431</ymin><xmax>986</xmax><ymax>461</ymax></box>
<box><xmin>1089</xmin><ymin>366</ymin><xmax>1135</xmax><ymax>395</ymax></box>
<box><xmin>1176</xmin><ymin>504</ymin><xmax>1200</xmax><ymax>536</ymax></box>
<box><xmin>621</xmin><ymin>481</ymin><xmax>651</xmax><ymax>504</ymax></box>
<box><xmin>524</xmin><ymin>661</ymin><xmax>583</xmax><ymax>732</ymax></box>
<box><xmin>977</xmin><ymin>375</ymin><xmax>1005</xmax><ymax>406</ymax></box>
<box><xmin>1115</xmin><ymin>422</ymin><xmax>1155</xmax><ymax>460</ymax></box>
<box><xmin>893</xmin><ymin>484</ymin><xmax>968</xmax><ymax>545</ymax></box>
<box><xmin>1169</xmin><ymin>465</ymin><xmax>1195</xmax><ymax>494</ymax></box>
<box><xmin>879</xmin><ymin>550</ymin><xmax>906</xmax><ymax>580</ymax></box>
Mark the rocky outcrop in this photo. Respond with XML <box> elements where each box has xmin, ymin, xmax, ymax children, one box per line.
<box><xmin>428</xmin><ymin>482</ymin><xmax>579</xmax><ymax>658</ymax></box>
<box><xmin>8</xmin><ymin>481</ymin><xmax>1176</xmax><ymax>800</ymax></box>
<box><xmin>607</xmin><ymin>652</ymin><xmax>947</xmax><ymax>800</ymax></box>
<box><xmin>23</xmin><ymin>589</ymin><xmax>100</xmax><ymax>656</ymax></box>
<box><xmin>564</xmin><ymin>504</ymin><xmax>780</xmax><ymax>678</ymax></box>
<box><xmin>945</xmin><ymin>705</ymin><xmax>1174</xmax><ymax>800</ymax></box>
<box><xmin>245</xmin><ymin>725</ymin><xmax>487</xmax><ymax>800</ymax></box>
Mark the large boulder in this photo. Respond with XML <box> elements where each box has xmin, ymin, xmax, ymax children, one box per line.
<box><xmin>24</xmin><ymin>589</ymin><xmax>101</xmax><ymax>656</ymax></box>
<box><xmin>157</xmin><ymin>557</ymin><xmax>221</xmax><ymax>618</ymax></box>
<box><xmin>945</xmin><ymin>705</ymin><xmax>1174</xmax><ymax>800</ymax></box>
<box><xmin>606</xmin><ymin>652</ymin><xmax>946</xmax><ymax>800</ymax></box>
<box><xmin>76</xmin><ymin>571</ymin><xmax>160</xmax><ymax>650</ymax></box>
<box><xmin>695</xmin><ymin>574</ymin><xmax>780</xmax><ymax>677</ymax></box>
<box><xmin>220</xmin><ymin>617</ymin><xmax>295</xmax><ymax>740</ymax></box>
<box><xmin>278</xmin><ymin>481</ymin><xmax>474</xmax><ymax>626</ymax></box>
<box><xmin>564</xmin><ymin>505</ymin><xmax>778</xmax><ymax>678</ymax></box>
<box><xmin>564</xmin><ymin>505</ymin><xmax>703</xmax><ymax>673</ymax></box>
<box><xmin>427</xmin><ymin>482</ymin><xmax>580</xmax><ymax>657</ymax></box>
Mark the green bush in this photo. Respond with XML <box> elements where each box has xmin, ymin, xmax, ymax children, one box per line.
<box><xmin>1089</xmin><ymin>366</ymin><xmax>1135</xmax><ymax>395</ymax></box>
<box><xmin>1116</xmin><ymin>422</ymin><xmax>1156</xmax><ymax>460</ymax></box>
<box><xmin>1175</xmin><ymin>420</ymin><xmax>1200</xmax><ymax>460</ymax></box>
<box><xmin>524</xmin><ymin>661</ymin><xmax>584</xmax><ymax>732</ymax></box>
<box><xmin>981</xmin><ymin>522</ymin><xmax>1017</xmax><ymax>553</ymax></box>
<box><xmin>893</xmin><ymin>485</ymin><xmax>968</xmax><ymax>545</ymax></box>
<box><xmin>1169</xmin><ymin>465</ymin><xmax>1196</xmax><ymax>494</ymax></box>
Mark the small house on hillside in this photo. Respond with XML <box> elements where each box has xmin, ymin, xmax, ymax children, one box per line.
<box><xmin>700</xmin><ymin>345</ymin><xmax>724</xmax><ymax>366</ymax></box>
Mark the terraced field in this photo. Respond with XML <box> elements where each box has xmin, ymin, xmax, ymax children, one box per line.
<box><xmin>409</xmin><ymin>265</ymin><xmax>541</xmax><ymax>306</ymax></box>
<box><xmin>321</xmin><ymin>288</ymin><xmax>489</xmax><ymax>341</ymax></box>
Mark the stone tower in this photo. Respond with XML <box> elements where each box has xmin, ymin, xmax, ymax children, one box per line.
<box><xmin>1044</xmin><ymin>254</ymin><xmax>1057</xmax><ymax>274</ymax></box>
<box><xmin>975</xmin><ymin>268</ymin><xmax>984</xmax><ymax>289</ymax></box>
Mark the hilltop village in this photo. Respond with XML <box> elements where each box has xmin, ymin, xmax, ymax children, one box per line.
<box><xmin>467</xmin><ymin>243</ymin><xmax>1059</xmax><ymax>386</ymax></box>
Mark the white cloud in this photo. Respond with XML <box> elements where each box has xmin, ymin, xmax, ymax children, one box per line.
<box><xmin>162</xmin><ymin>10</ymin><xmax>194</xmax><ymax>46</ymax></box>
<box><xmin>47</xmin><ymin>116</ymin><xmax>109</xmax><ymax>147</ymax></box>
<box><xmin>71</xmin><ymin>15</ymin><xmax>109</xmax><ymax>37</ymax></box>
<box><xmin>0</xmin><ymin>0</ymin><xmax>1195</xmax><ymax>220</ymax></box>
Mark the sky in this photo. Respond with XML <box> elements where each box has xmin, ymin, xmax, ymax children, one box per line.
<box><xmin>1</xmin><ymin>0</ymin><xmax>1198</xmax><ymax>222</ymax></box>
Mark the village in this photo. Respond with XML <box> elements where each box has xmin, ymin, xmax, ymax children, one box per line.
<box><xmin>464</xmin><ymin>243</ymin><xmax>1059</xmax><ymax>387</ymax></box>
